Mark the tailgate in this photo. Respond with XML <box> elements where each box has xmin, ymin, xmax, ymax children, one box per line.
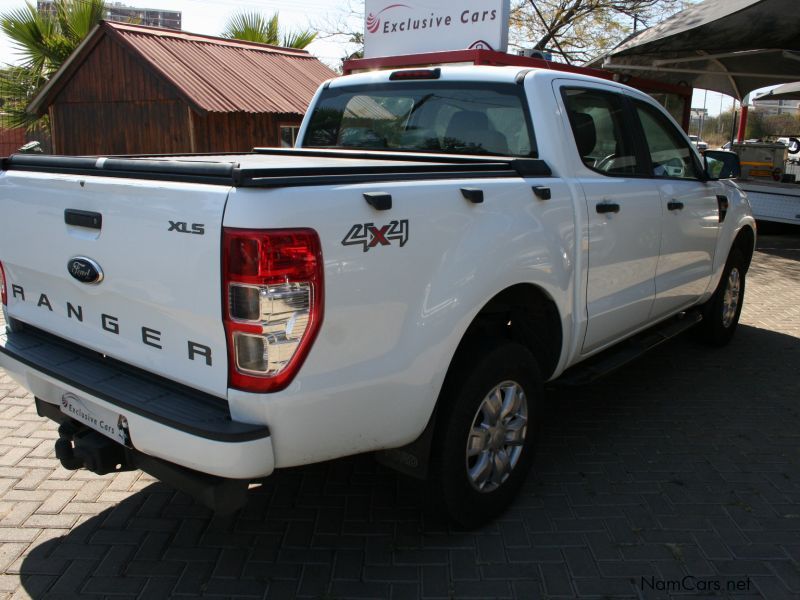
<box><xmin>0</xmin><ymin>169</ymin><xmax>231</xmax><ymax>398</ymax></box>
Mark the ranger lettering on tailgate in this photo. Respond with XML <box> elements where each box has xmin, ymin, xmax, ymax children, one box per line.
<box><xmin>9</xmin><ymin>285</ymin><xmax>213</xmax><ymax>366</ymax></box>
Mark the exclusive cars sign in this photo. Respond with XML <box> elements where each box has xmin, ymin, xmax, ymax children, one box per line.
<box><xmin>364</xmin><ymin>0</ymin><xmax>510</xmax><ymax>57</ymax></box>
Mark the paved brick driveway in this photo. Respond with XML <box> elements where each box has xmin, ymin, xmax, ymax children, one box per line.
<box><xmin>1</xmin><ymin>233</ymin><xmax>799</xmax><ymax>599</ymax></box>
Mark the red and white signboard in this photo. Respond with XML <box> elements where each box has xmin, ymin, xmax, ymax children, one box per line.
<box><xmin>364</xmin><ymin>0</ymin><xmax>510</xmax><ymax>58</ymax></box>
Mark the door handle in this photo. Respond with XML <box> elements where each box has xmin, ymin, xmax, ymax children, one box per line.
<box><xmin>667</xmin><ymin>200</ymin><xmax>684</xmax><ymax>211</ymax></box>
<box><xmin>596</xmin><ymin>201</ymin><xmax>620</xmax><ymax>214</ymax></box>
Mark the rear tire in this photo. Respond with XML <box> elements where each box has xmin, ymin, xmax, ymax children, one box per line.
<box><xmin>430</xmin><ymin>341</ymin><xmax>542</xmax><ymax>528</ymax></box>
<box><xmin>696</xmin><ymin>248</ymin><xmax>746</xmax><ymax>346</ymax></box>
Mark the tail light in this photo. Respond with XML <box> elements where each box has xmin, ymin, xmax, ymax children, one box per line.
<box><xmin>0</xmin><ymin>261</ymin><xmax>7</xmax><ymax>306</ymax></box>
<box><xmin>222</xmin><ymin>228</ymin><xmax>323</xmax><ymax>393</ymax></box>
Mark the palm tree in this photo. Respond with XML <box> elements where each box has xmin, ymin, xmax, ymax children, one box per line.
<box><xmin>222</xmin><ymin>12</ymin><xmax>316</xmax><ymax>49</ymax></box>
<box><xmin>0</xmin><ymin>0</ymin><xmax>106</xmax><ymax>129</ymax></box>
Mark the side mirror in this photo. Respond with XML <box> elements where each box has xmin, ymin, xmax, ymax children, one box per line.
<box><xmin>704</xmin><ymin>150</ymin><xmax>740</xmax><ymax>180</ymax></box>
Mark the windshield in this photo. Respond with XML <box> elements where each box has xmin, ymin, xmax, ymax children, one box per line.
<box><xmin>301</xmin><ymin>82</ymin><xmax>536</xmax><ymax>157</ymax></box>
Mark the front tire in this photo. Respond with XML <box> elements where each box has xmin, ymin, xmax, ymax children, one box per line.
<box><xmin>431</xmin><ymin>341</ymin><xmax>542</xmax><ymax>528</ymax></box>
<box><xmin>697</xmin><ymin>248</ymin><xmax>746</xmax><ymax>346</ymax></box>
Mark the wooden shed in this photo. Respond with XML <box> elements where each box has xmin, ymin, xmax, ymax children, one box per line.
<box><xmin>0</xmin><ymin>126</ymin><xmax>25</xmax><ymax>156</ymax></box>
<box><xmin>28</xmin><ymin>21</ymin><xmax>335</xmax><ymax>155</ymax></box>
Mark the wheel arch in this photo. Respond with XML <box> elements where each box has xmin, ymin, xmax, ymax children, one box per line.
<box><xmin>733</xmin><ymin>224</ymin><xmax>756</xmax><ymax>272</ymax></box>
<box><xmin>376</xmin><ymin>282</ymin><xmax>563</xmax><ymax>479</ymax></box>
<box><xmin>447</xmin><ymin>283</ymin><xmax>564</xmax><ymax>383</ymax></box>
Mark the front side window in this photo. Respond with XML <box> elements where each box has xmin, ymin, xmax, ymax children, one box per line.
<box><xmin>562</xmin><ymin>88</ymin><xmax>640</xmax><ymax>176</ymax></box>
<box><xmin>302</xmin><ymin>83</ymin><xmax>536</xmax><ymax>157</ymax></box>
<box><xmin>634</xmin><ymin>100</ymin><xmax>701</xmax><ymax>180</ymax></box>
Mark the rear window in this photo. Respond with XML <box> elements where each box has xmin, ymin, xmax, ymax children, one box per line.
<box><xmin>301</xmin><ymin>82</ymin><xmax>536</xmax><ymax>157</ymax></box>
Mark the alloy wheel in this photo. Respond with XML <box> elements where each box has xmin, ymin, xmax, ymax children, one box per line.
<box><xmin>465</xmin><ymin>381</ymin><xmax>528</xmax><ymax>493</ymax></box>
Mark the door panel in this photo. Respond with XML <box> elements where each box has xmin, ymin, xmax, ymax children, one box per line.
<box><xmin>631</xmin><ymin>100</ymin><xmax>720</xmax><ymax>319</ymax></box>
<box><xmin>582</xmin><ymin>180</ymin><xmax>662</xmax><ymax>351</ymax></box>
<box><xmin>556</xmin><ymin>85</ymin><xmax>662</xmax><ymax>353</ymax></box>
<box><xmin>652</xmin><ymin>180</ymin><xmax>720</xmax><ymax>317</ymax></box>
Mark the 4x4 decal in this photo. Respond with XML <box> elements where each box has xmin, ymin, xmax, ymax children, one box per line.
<box><xmin>342</xmin><ymin>220</ymin><xmax>409</xmax><ymax>252</ymax></box>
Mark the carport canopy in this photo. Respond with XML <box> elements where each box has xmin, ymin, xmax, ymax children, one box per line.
<box><xmin>754</xmin><ymin>80</ymin><xmax>800</xmax><ymax>101</ymax></box>
<box><xmin>590</xmin><ymin>0</ymin><xmax>800</xmax><ymax>100</ymax></box>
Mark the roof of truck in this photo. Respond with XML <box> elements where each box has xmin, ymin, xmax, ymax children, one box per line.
<box><xmin>326</xmin><ymin>64</ymin><xmax>631</xmax><ymax>90</ymax></box>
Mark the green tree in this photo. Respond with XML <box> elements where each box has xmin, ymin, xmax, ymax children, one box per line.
<box><xmin>760</xmin><ymin>112</ymin><xmax>800</xmax><ymax>137</ymax></box>
<box><xmin>1</xmin><ymin>0</ymin><xmax>106</xmax><ymax>130</ymax></box>
<box><xmin>745</xmin><ymin>110</ymin><xmax>768</xmax><ymax>140</ymax></box>
<box><xmin>510</xmin><ymin>0</ymin><xmax>694</xmax><ymax>64</ymax></box>
<box><xmin>703</xmin><ymin>109</ymin><xmax>738</xmax><ymax>147</ymax></box>
<box><xmin>221</xmin><ymin>12</ymin><xmax>316</xmax><ymax>49</ymax></box>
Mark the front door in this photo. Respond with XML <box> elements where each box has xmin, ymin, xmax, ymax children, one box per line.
<box><xmin>631</xmin><ymin>99</ymin><xmax>721</xmax><ymax>319</ymax></box>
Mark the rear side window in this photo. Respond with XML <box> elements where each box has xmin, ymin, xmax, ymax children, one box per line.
<box><xmin>634</xmin><ymin>100</ymin><xmax>701</xmax><ymax>180</ymax></box>
<box><xmin>302</xmin><ymin>82</ymin><xmax>536</xmax><ymax>157</ymax></box>
<box><xmin>562</xmin><ymin>88</ymin><xmax>641</xmax><ymax>176</ymax></box>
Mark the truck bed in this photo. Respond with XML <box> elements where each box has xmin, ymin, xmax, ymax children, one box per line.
<box><xmin>2</xmin><ymin>149</ymin><xmax>551</xmax><ymax>188</ymax></box>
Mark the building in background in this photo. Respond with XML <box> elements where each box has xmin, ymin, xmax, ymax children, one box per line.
<box><xmin>753</xmin><ymin>99</ymin><xmax>800</xmax><ymax>116</ymax></box>
<box><xmin>26</xmin><ymin>21</ymin><xmax>335</xmax><ymax>155</ymax></box>
<box><xmin>37</xmin><ymin>1</ymin><xmax>181</xmax><ymax>30</ymax></box>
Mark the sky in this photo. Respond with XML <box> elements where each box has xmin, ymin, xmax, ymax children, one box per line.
<box><xmin>0</xmin><ymin>0</ymin><xmax>359</xmax><ymax>67</ymax></box>
<box><xmin>0</xmin><ymin>0</ymin><xmax>772</xmax><ymax>118</ymax></box>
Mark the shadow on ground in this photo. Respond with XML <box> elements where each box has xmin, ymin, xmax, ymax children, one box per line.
<box><xmin>19</xmin><ymin>321</ymin><xmax>800</xmax><ymax>599</ymax></box>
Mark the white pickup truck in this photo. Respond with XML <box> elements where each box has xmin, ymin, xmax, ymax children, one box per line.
<box><xmin>0</xmin><ymin>66</ymin><xmax>755</xmax><ymax>526</ymax></box>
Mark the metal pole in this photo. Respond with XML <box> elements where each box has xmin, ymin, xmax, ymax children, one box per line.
<box><xmin>738</xmin><ymin>107</ymin><xmax>748</xmax><ymax>143</ymax></box>
<box><xmin>699</xmin><ymin>89</ymin><xmax>708</xmax><ymax>140</ymax></box>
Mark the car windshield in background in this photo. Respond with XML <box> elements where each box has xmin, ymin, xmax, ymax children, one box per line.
<box><xmin>302</xmin><ymin>82</ymin><xmax>536</xmax><ymax>157</ymax></box>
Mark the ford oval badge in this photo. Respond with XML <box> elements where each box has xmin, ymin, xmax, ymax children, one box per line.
<box><xmin>67</xmin><ymin>257</ymin><xmax>104</xmax><ymax>284</ymax></box>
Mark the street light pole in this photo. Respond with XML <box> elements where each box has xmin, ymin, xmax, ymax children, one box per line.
<box><xmin>699</xmin><ymin>89</ymin><xmax>708</xmax><ymax>140</ymax></box>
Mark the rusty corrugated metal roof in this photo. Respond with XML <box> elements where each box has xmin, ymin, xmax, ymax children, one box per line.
<box><xmin>109</xmin><ymin>22</ymin><xmax>335</xmax><ymax>114</ymax></box>
<box><xmin>29</xmin><ymin>21</ymin><xmax>335</xmax><ymax>116</ymax></box>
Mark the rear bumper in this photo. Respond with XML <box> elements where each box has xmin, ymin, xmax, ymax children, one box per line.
<box><xmin>0</xmin><ymin>322</ymin><xmax>274</xmax><ymax>480</ymax></box>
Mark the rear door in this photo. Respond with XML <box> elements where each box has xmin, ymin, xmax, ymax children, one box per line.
<box><xmin>556</xmin><ymin>83</ymin><xmax>662</xmax><ymax>353</ymax></box>
<box><xmin>630</xmin><ymin>99</ymin><xmax>720</xmax><ymax>319</ymax></box>
<box><xmin>0</xmin><ymin>170</ymin><xmax>231</xmax><ymax>397</ymax></box>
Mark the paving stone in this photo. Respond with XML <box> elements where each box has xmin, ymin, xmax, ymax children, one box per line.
<box><xmin>451</xmin><ymin>579</ymin><xmax>512</xmax><ymax>599</ymax></box>
<box><xmin>295</xmin><ymin>563</ymin><xmax>330</xmax><ymax>597</ymax></box>
<box><xmin>329</xmin><ymin>580</ymin><xmax>390</xmax><ymax>598</ymax></box>
<box><xmin>539</xmin><ymin>562</ymin><xmax>573</xmax><ymax>596</ymax></box>
<box><xmin>389</xmin><ymin>582</ymin><xmax>420</xmax><ymax>600</ymax></box>
<box><xmin>421</xmin><ymin>565</ymin><xmax>449</xmax><ymax>598</ymax></box>
<box><xmin>134</xmin><ymin>576</ymin><xmax>178</xmax><ymax>599</ymax></box>
<box><xmin>563</xmin><ymin>547</ymin><xmax>599</xmax><ymax>577</ymax></box>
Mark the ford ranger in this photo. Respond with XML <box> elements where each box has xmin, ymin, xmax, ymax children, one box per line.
<box><xmin>0</xmin><ymin>66</ymin><xmax>755</xmax><ymax>527</ymax></box>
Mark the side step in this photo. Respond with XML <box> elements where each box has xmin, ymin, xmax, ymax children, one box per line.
<box><xmin>555</xmin><ymin>310</ymin><xmax>703</xmax><ymax>386</ymax></box>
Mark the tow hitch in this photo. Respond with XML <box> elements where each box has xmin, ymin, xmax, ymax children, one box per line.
<box><xmin>37</xmin><ymin>397</ymin><xmax>251</xmax><ymax>514</ymax></box>
<box><xmin>54</xmin><ymin>421</ymin><xmax>133</xmax><ymax>475</ymax></box>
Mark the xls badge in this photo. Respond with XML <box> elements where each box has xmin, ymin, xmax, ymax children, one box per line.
<box><xmin>342</xmin><ymin>219</ymin><xmax>409</xmax><ymax>252</ymax></box>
